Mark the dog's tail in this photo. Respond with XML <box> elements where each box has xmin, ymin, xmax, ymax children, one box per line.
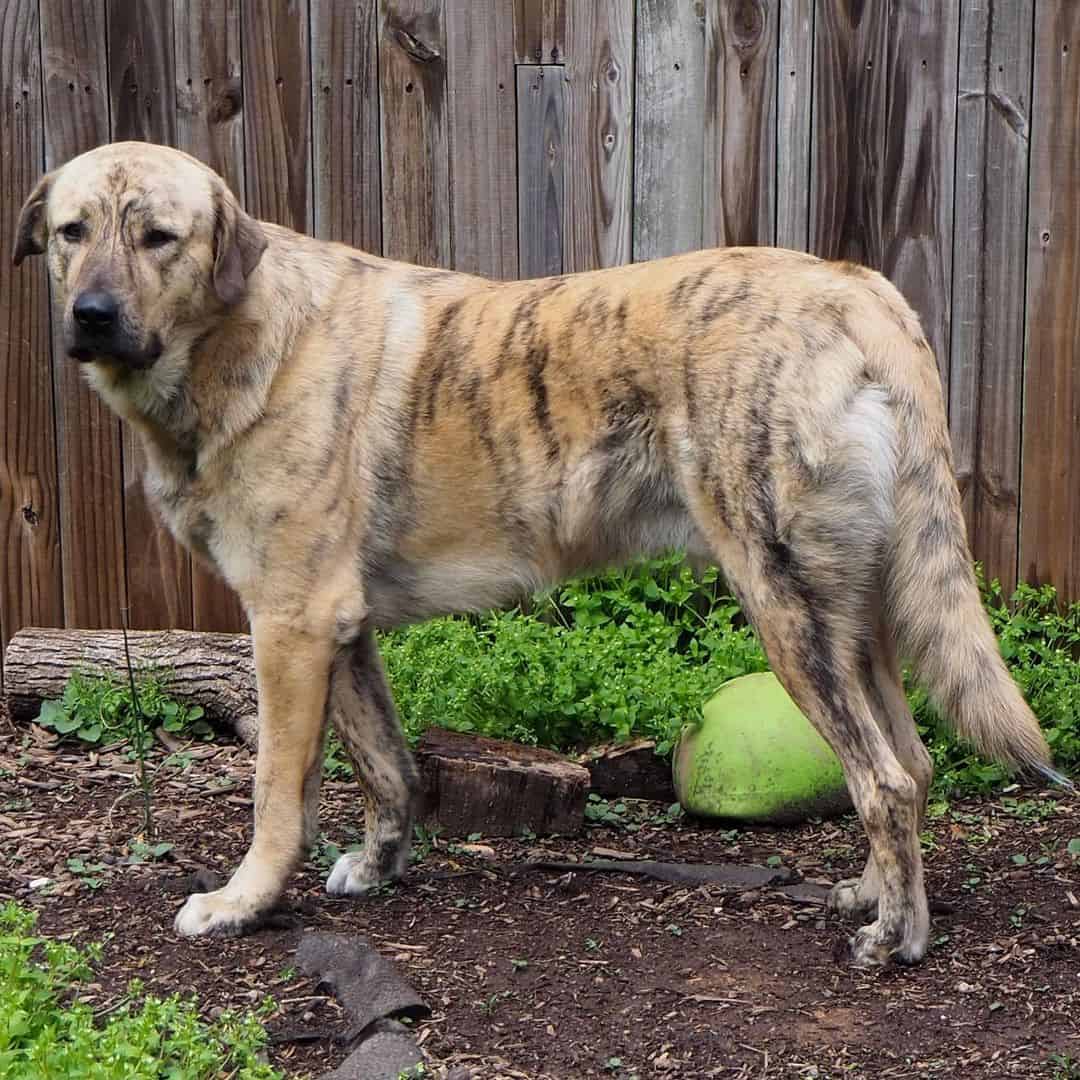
<box><xmin>876</xmin><ymin>339</ymin><xmax>1060</xmax><ymax>783</ymax></box>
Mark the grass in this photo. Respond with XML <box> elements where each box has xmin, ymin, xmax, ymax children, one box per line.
<box><xmin>37</xmin><ymin>556</ymin><xmax>1079</xmax><ymax>801</ymax></box>
<box><xmin>0</xmin><ymin>902</ymin><xmax>281</xmax><ymax>1079</ymax></box>
<box><xmin>372</xmin><ymin>557</ymin><xmax>1078</xmax><ymax>798</ymax></box>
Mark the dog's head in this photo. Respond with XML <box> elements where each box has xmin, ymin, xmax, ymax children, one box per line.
<box><xmin>13</xmin><ymin>141</ymin><xmax>266</xmax><ymax>370</ymax></box>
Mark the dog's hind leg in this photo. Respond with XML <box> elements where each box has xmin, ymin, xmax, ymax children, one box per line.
<box><xmin>175</xmin><ymin>617</ymin><xmax>334</xmax><ymax>936</ymax></box>
<box><xmin>324</xmin><ymin>629</ymin><xmax>419</xmax><ymax>896</ymax></box>
<box><xmin>830</xmin><ymin>610</ymin><xmax>933</xmax><ymax>921</ymax></box>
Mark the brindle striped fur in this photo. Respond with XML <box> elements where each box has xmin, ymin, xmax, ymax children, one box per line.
<box><xmin>16</xmin><ymin>143</ymin><xmax>1053</xmax><ymax>967</ymax></box>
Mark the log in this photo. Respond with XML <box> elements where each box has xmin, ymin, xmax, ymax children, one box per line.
<box><xmin>579</xmin><ymin>737</ymin><xmax>675</xmax><ymax>802</ymax></box>
<box><xmin>2</xmin><ymin>627</ymin><xmax>258</xmax><ymax>746</ymax></box>
<box><xmin>416</xmin><ymin>728</ymin><xmax>589</xmax><ymax>838</ymax></box>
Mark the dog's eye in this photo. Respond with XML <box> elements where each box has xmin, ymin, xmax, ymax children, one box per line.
<box><xmin>144</xmin><ymin>228</ymin><xmax>178</xmax><ymax>249</ymax></box>
<box><xmin>59</xmin><ymin>222</ymin><xmax>84</xmax><ymax>243</ymax></box>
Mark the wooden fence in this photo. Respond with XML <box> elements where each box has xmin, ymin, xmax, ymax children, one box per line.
<box><xmin>1</xmin><ymin>1</ymin><xmax>1078</xmax><ymax>683</ymax></box>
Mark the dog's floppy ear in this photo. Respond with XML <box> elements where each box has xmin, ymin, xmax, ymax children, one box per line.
<box><xmin>13</xmin><ymin>171</ymin><xmax>54</xmax><ymax>266</ymax></box>
<box><xmin>212</xmin><ymin>188</ymin><xmax>267</xmax><ymax>305</ymax></box>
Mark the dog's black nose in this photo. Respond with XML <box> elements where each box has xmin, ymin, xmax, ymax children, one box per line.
<box><xmin>73</xmin><ymin>290</ymin><xmax>119</xmax><ymax>332</ymax></box>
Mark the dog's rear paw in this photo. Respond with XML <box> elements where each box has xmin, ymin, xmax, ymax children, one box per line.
<box><xmin>174</xmin><ymin>888</ymin><xmax>263</xmax><ymax>937</ymax></box>
<box><xmin>326</xmin><ymin>851</ymin><xmax>398</xmax><ymax>896</ymax></box>
<box><xmin>844</xmin><ymin>919</ymin><xmax>928</xmax><ymax>968</ymax></box>
<box><xmin>827</xmin><ymin>878</ymin><xmax>878</xmax><ymax>919</ymax></box>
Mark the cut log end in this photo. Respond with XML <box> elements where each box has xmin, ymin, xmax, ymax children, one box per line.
<box><xmin>416</xmin><ymin>729</ymin><xmax>589</xmax><ymax>838</ymax></box>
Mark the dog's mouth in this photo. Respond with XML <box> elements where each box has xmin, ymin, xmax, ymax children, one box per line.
<box><xmin>67</xmin><ymin>333</ymin><xmax>164</xmax><ymax>370</ymax></box>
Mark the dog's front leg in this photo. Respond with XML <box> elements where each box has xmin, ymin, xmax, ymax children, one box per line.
<box><xmin>174</xmin><ymin>618</ymin><xmax>332</xmax><ymax>936</ymax></box>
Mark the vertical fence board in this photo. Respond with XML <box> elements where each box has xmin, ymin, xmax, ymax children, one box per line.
<box><xmin>1020</xmin><ymin>4</ymin><xmax>1080</xmax><ymax>598</ymax></box>
<box><xmin>107</xmin><ymin>0</ymin><xmax>193</xmax><ymax>631</ymax></box>
<box><xmin>634</xmin><ymin>0</ymin><xmax>705</xmax><ymax>261</ymax></box>
<box><xmin>776</xmin><ymin>0</ymin><xmax>814</xmax><ymax>251</ymax></box>
<box><xmin>517</xmin><ymin>65</ymin><xmax>565</xmax><ymax>278</ymax></box>
<box><xmin>39</xmin><ymin>0</ymin><xmax>128</xmax><ymax>633</ymax></box>
<box><xmin>704</xmin><ymin>0</ymin><xmax>778</xmax><ymax>248</ymax></box>
<box><xmin>174</xmin><ymin>0</ymin><xmax>249</xmax><ymax>632</ymax></box>
<box><xmin>446</xmin><ymin>0</ymin><xmax>518</xmax><ymax>278</ymax></box>
<box><xmin>809</xmin><ymin>0</ymin><xmax>890</xmax><ymax>265</ymax></box>
<box><xmin>378</xmin><ymin>0</ymin><xmax>451</xmax><ymax>267</ymax></box>
<box><xmin>242</xmin><ymin>0</ymin><xmax>312</xmax><ymax>230</ymax></box>
<box><xmin>0</xmin><ymin>0</ymin><xmax>64</xmax><ymax>682</ymax></box>
<box><xmin>514</xmin><ymin>0</ymin><xmax>566</xmax><ymax>64</ymax></box>
<box><xmin>312</xmin><ymin>0</ymin><xmax>382</xmax><ymax>250</ymax></box>
<box><xmin>563</xmin><ymin>0</ymin><xmax>633</xmax><ymax>272</ymax></box>
<box><xmin>882</xmin><ymin>0</ymin><xmax>960</xmax><ymax>392</ymax></box>
<box><xmin>951</xmin><ymin>0</ymin><xmax>1033</xmax><ymax>595</ymax></box>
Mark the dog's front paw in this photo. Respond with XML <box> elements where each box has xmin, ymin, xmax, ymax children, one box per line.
<box><xmin>174</xmin><ymin>888</ymin><xmax>264</xmax><ymax>937</ymax></box>
<box><xmin>326</xmin><ymin>851</ymin><xmax>397</xmax><ymax>897</ymax></box>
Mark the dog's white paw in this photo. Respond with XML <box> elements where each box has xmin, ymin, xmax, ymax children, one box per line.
<box><xmin>174</xmin><ymin>888</ymin><xmax>261</xmax><ymax>937</ymax></box>
<box><xmin>326</xmin><ymin>851</ymin><xmax>392</xmax><ymax>896</ymax></box>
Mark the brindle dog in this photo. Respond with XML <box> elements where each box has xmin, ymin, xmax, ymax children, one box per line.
<box><xmin>14</xmin><ymin>141</ymin><xmax>1055</xmax><ymax>967</ymax></box>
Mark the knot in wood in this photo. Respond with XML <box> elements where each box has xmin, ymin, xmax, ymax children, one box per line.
<box><xmin>392</xmin><ymin>25</ymin><xmax>440</xmax><ymax>64</ymax></box>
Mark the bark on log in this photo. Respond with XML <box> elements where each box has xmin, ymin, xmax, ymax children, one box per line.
<box><xmin>416</xmin><ymin>729</ymin><xmax>589</xmax><ymax>838</ymax></box>
<box><xmin>3</xmin><ymin>627</ymin><xmax>258</xmax><ymax>745</ymax></box>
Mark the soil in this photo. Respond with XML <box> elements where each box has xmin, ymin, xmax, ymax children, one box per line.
<box><xmin>1</xmin><ymin>708</ymin><xmax>1078</xmax><ymax>1079</ymax></box>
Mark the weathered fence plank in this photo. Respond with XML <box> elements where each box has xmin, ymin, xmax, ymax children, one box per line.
<box><xmin>951</xmin><ymin>0</ymin><xmax>1034</xmax><ymax>596</ymax></box>
<box><xmin>242</xmin><ymin>0</ymin><xmax>312</xmax><ymax>231</ymax></box>
<box><xmin>776</xmin><ymin>0</ymin><xmax>814</xmax><ymax>251</ymax></box>
<box><xmin>378</xmin><ymin>0</ymin><xmax>450</xmax><ymax>267</ymax></box>
<box><xmin>514</xmin><ymin>0</ymin><xmax>565</xmax><ymax>65</ymax></box>
<box><xmin>38</xmin><ymin>0</ymin><xmax>128</xmax><ymax>635</ymax></box>
<box><xmin>810</xmin><ymin>0</ymin><xmax>890</xmax><ymax>266</ymax></box>
<box><xmin>446</xmin><ymin>0</ymin><xmax>518</xmax><ymax>279</ymax></box>
<box><xmin>517</xmin><ymin>65</ymin><xmax>565</xmax><ymax>279</ymax></box>
<box><xmin>704</xmin><ymin>0</ymin><xmax>778</xmax><ymax>248</ymax></box>
<box><xmin>881</xmin><ymin>0</ymin><xmax>960</xmax><ymax>393</ymax></box>
<box><xmin>0</xmin><ymin>0</ymin><xmax>64</xmax><ymax>685</ymax></box>
<box><xmin>563</xmin><ymin>0</ymin><xmax>633</xmax><ymax>271</ymax></box>
<box><xmin>311</xmin><ymin>0</ymin><xmax>382</xmax><ymax>251</ymax></box>
<box><xmin>1020</xmin><ymin>3</ymin><xmax>1080</xmax><ymax>598</ymax></box>
<box><xmin>174</xmin><ymin>0</ymin><xmax>249</xmax><ymax>633</ymax></box>
<box><xmin>634</xmin><ymin>0</ymin><xmax>705</xmax><ymax>261</ymax></box>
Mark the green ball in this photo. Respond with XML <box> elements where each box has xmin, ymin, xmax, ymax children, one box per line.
<box><xmin>674</xmin><ymin>672</ymin><xmax>852</xmax><ymax>824</ymax></box>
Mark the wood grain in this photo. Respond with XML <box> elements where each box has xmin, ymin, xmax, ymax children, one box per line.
<box><xmin>312</xmin><ymin>0</ymin><xmax>382</xmax><ymax>251</ymax></box>
<box><xmin>108</xmin><ymin>0</ymin><xmax>193</xmax><ymax>631</ymax></box>
<box><xmin>776</xmin><ymin>0</ymin><xmax>814</xmax><ymax>251</ymax></box>
<box><xmin>633</xmin><ymin>0</ymin><xmax>705</xmax><ymax>261</ymax></box>
<box><xmin>378</xmin><ymin>0</ymin><xmax>450</xmax><ymax>267</ymax></box>
<box><xmin>107</xmin><ymin>0</ymin><xmax>176</xmax><ymax>145</ymax></box>
<box><xmin>881</xmin><ymin>0</ymin><xmax>960</xmax><ymax>392</ymax></box>
<box><xmin>241</xmin><ymin>0</ymin><xmax>312</xmax><ymax>229</ymax></box>
<box><xmin>1020</xmin><ymin>4</ymin><xmax>1080</xmax><ymax>596</ymax></box>
<box><xmin>446</xmin><ymin>0</ymin><xmax>518</xmax><ymax>279</ymax></box>
<box><xmin>810</xmin><ymin>0</ymin><xmax>891</xmax><ymax>266</ymax></box>
<box><xmin>0</xmin><ymin>0</ymin><xmax>64</xmax><ymax>683</ymax></box>
<box><xmin>174</xmin><ymin>0</ymin><xmax>249</xmax><ymax>632</ymax></box>
<box><xmin>517</xmin><ymin>65</ymin><xmax>565</xmax><ymax>279</ymax></box>
<box><xmin>39</xmin><ymin>0</ymin><xmax>129</xmax><ymax>634</ymax></box>
<box><xmin>951</xmin><ymin>0</ymin><xmax>1034</xmax><ymax>595</ymax></box>
<box><xmin>563</xmin><ymin>0</ymin><xmax>633</xmax><ymax>271</ymax></box>
<box><xmin>704</xmin><ymin>0</ymin><xmax>778</xmax><ymax>248</ymax></box>
<box><xmin>514</xmin><ymin>0</ymin><xmax>566</xmax><ymax>64</ymax></box>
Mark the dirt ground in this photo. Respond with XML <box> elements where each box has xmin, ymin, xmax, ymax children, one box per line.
<box><xmin>1</xmin><ymin>711</ymin><xmax>1078</xmax><ymax>1079</ymax></box>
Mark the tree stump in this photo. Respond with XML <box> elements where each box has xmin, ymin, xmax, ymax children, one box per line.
<box><xmin>579</xmin><ymin>738</ymin><xmax>675</xmax><ymax>802</ymax></box>
<box><xmin>2</xmin><ymin>627</ymin><xmax>259</xmax><ymax>746</ymax></box>
<box><xmin>416</xmin><ymin>729</ymin><xmax>589</xmax><ymax>838</ymax></box>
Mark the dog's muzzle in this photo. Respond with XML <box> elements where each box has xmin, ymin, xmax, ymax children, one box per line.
<box><xmin>67</xmin><ymin>290</ymin><xmax>162</xmax><ymax>368</ymax></box>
